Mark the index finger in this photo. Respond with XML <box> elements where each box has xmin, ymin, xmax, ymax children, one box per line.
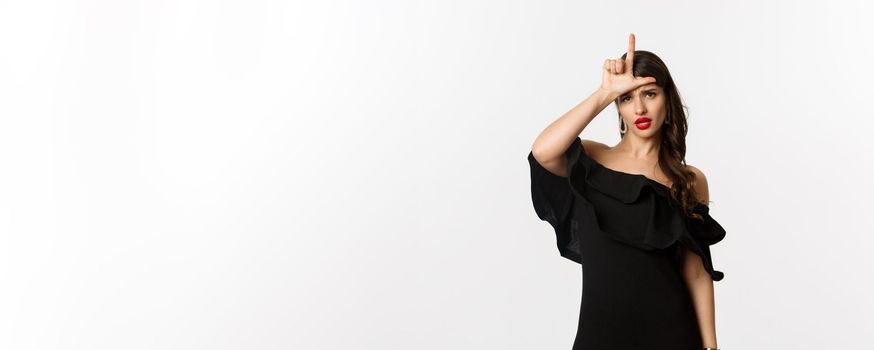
<box><xmin>626</xmin><ymin>33</ymin><xmax>635</xmax><ymax>65</ymax></box>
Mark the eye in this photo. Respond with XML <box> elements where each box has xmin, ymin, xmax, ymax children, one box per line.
<box><xmin>646</xmin><ymin>92</ymin><xmax>657</xmax><ymax>98</ymax></box>
<box><xmin>620</xmin><ymin>96</ymin><xmax>630</xmax><ymax>102</ymax></box>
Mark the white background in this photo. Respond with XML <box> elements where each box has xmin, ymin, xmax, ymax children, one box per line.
<box><xmin>1</xmin><ymin>0</ymin><xmax>873</xmax><ymax>349</ymax></box>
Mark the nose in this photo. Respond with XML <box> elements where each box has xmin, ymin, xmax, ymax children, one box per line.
<box><xmin>634</xmin><ymin>97</ymin><xmax>646</xmax><ymax>115</ymax></box>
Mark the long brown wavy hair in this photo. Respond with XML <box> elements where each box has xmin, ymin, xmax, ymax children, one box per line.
<box><xmin>613</xmin><ymin>50</ymin><xmax>706</xmax><ymax>221</ymax></box>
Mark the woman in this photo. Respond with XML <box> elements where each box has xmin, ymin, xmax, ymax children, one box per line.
<box><xmin>527</xmin><ymin>33</ymin><xmax>725</xmax><ymax>350</ymax></box>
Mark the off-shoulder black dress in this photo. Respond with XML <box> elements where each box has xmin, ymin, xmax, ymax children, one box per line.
<box><xmin>527</xmin><ymin>137</ymin><xmax>726</xmax><ymax>350</ymax></box>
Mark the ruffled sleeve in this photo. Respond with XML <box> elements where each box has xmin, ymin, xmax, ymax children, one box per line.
<box><xmin>527</xmin><ymin>137</ymin><xmax>726</xmax><ymax>281</ymax></box>
<box><xmin>677</xmin><ymin>202</ymin><xmax>727</xmax><ymax>281</ymax></box>
<box><xmin>527</xmin><ymin>142</ymin><xmax>582</xmax><ymax>263</ymax></box>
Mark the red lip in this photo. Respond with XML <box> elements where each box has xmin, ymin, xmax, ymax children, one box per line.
<box><xmin>634</xmin><ymin>116</ymin><xmax>651</xmax><ymax>124</ymax></box>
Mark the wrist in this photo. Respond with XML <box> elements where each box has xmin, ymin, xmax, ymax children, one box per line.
<box><xmin>593</xmin><ymin>87</ymin><xmax>620</xmax><ymax>105</ymax></box>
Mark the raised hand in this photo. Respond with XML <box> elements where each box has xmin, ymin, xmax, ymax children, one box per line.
<box><xmin>600</xmin><ymin>33</ymin><xmax>657</xmax><ymax>98</ymax></box>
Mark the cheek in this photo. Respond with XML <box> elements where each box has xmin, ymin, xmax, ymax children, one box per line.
<box><xmin>649</xmin><ymin>98</ymin><xmax>666</xmax><ymax>115</ymax></box>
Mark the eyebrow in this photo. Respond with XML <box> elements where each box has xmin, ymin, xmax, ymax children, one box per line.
<box><xmin>620</xmin><ymin>88</ymin><xmax>659</xmax><ymax>98</ymax></box>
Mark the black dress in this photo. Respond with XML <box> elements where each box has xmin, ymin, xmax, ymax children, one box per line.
<box><xmin>527</xmin><ymin>137</ymin><xmax>726</xmax><ymax>350</ymax></box>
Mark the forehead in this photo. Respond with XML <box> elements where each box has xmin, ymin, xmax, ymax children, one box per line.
<box><xmin>628</xmin><ymin>83</ymin><xmax>661</xmax><ymax>93</ymax></box>
<box><xmin>620</xmin><ymin>84</ymin><xmax>661</xmax><ymax>97</ymax></box>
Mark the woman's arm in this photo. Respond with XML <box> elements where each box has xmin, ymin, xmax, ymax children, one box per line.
<box><xmin>683</xmin><ymin>247</ymin><xmax>718</xmax><ymax>348</ymax></box>
<box><xmin>682</xmin><ymin>165</ymin><xmax>718</xmax><ymax>349</ymax></box>
<box><xmin>530</xmin><ymin>87</ymin><xmax>618</xmax><ymax>176</ymax></box>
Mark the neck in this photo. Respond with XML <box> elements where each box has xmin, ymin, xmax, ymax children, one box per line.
<box><xmin>613</xmin><ymin>134</ymin><xmax>662</xmax><ymax>159</ymax></box>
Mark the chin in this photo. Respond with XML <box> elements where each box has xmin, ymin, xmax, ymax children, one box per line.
<box><xmin>631</xmin><ymin>124</ymin><xmax>658</xmax><ymax>132</ymax></box>
<box><xmin>629</xmin><ymin>125</ymin><xmax>662</xmax><ymax>138</ymax></box>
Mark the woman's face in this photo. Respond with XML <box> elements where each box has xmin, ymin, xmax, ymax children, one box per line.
<box><xmin>617</xmin><ymin>83</ymin><xmax>666</xmax><ymax>137</ymax></box>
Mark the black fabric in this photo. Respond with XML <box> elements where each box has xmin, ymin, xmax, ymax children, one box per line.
<box><xmin>527</xmin><ymin>137</ymin><xmax>726</xmax><ymax>349</ymax></box>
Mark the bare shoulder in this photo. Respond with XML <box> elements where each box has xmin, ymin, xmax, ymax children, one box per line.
<box><xmin>686</xmin><ymin>164</ymin><xmax>710</xmax><ymax>204</ymax></box>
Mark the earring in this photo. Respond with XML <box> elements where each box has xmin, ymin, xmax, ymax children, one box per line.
<box><xmin>620</xmin><ymin>119</ymin><xmax>627</xmax><ymax>133</ymax></box>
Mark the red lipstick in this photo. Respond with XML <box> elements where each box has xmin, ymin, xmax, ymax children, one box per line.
<box><xmin>634</xmin><ymin>116</ymin><xmax>652</xmax><ymax>130</ymax></box>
